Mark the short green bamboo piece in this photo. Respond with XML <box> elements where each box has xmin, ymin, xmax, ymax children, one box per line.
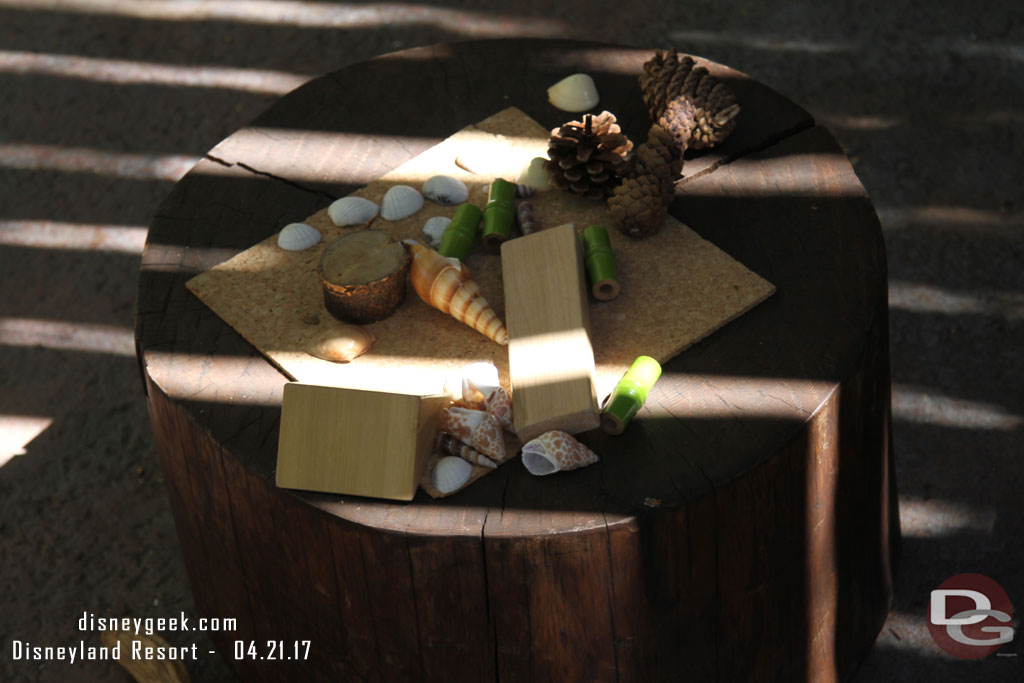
<box><xmin>481</xmin><ymin>178</ymin><xmax>516</xmax><ymax>251</ymax></box>
<box><xmin>438</xmin><ymin>203</ymin><xmax>483</xmax><ymax>261</ymax></box>
<box><xmin>582</xmin><ymin>224</ymin><xmax>620</xmax><ymax>300</ymax></box>
<box><xmin>601</xmin><ymin>356</ymin><xmax>662</xmax><ymax>435</ymax></box>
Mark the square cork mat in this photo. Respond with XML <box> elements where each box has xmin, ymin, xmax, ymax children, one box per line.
<box><xmin>187</xmin><ymin>107</ymin><xmax>775</xmax><ymax>496</ymax></box>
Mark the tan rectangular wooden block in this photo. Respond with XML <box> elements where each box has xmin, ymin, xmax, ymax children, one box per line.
<box><xmin>275</xmin><ymin>382</ymin><xmax>449</xmax><ymax>501</ymax></box>
<box><xmin>501</xmin><ymin>223</ymin><xmax>600</xmax><ymax>441</ymax></box>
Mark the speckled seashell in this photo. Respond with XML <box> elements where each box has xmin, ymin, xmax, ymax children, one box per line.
<box><xmin>516</xmin><ymin>201</ymin><xmax>541</xmax><ymax>236</ymax></box>
<box><xmin>516</xmin><ymin>184</ymin><xmax>535</xmax><ymax>197</ymax></box>
<box><xmin>327</xmin><ymin>196</ymin><xmax>379</xmax><ymax>226</ymax></box>
<box><xmin>431</xmin><ymin>456</ymin><xmax>472</xmax><ymax>494</ymax></box>
<box><xmin>547</xmin><ymin>73</ymin><xmax>599</xmax><ymax>112</ymax></box>
<box><xmin>441</xmin><ymin>406</ymin><xmax>505</xmax><ymax>461</ymax></box>
<box><xmin>307</xmin><ymin>324</ymin><xmax>374</xmax><ymax>363</ymax></box>
<box><xmin>380</xmin><ymin>185</ymin><xmax>424</xmax><ymax>220</ymax></box>
<box><xmin>423</xmin><ymin>175</ymin><xmax>469</xmax><ymax>206</ymax></box>
<box><xmin>422</xmin><ymin>216</ymin><xmax>452</xmax><ymax>250</ymax></box>
<box><xmin>521</xmin><ymin>430</ymin><xmax>599</xmax><ymax>476</ymax></box>
<box><xmin>436</xmin><ymin>433</ymin><xmax>497</xmax><ymax>469</ymax></box>
<box><xmin>485</xmin><ymin>386</ymin><xmax>514</xmax><ymax>432</ymax></box>
<box><xmin>277</xmin><ymin>222</ymin><xmax>321</xmax><ymax>251</ymax></box>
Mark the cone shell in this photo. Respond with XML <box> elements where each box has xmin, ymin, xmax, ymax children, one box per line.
<box><xmin>307</xmin><ymin>324</ymin><xmax>374</xmax><ymax>362</ymax></box>
<box><xmin>277</xmin><ymin>222</ymin><xmax>322</xmax><ymax>251</ymax></box>
<box><xmin>521</xmin><ymin>430</ymin><xmax>599</xmax><ymax>476</ymax></box>
<box><xmin>436</xmin><ymin>433</ymin><xmax>497</xmax><ymax>468</ymax></box>
<box><xmin>380</xmin><ymin>185</ymin><xmax>424</xmax><ymax>220</ymax></box>
<box><xmin>423</xmin><ymin>175</ymin><xmax>469</xmax><ymax>206</ymax></box>
<box><xmin>405</xmin><ymin>241</ymin><xmax>509</xmax><ymax>345</ymax></box>
<box><xmin>431</xmin><ymin>456</ymin><xmax>472</xmax><ymax>494</ymax></box>
<box><xmin>547</xmin><ymin>73</ymin><xmax>599</xmax><ymax>112</ymax></box>
<box><xmin>328</xmin><ymin>196</ymin><xmax>379</xmax><ymax>226</ymax></box>
<box><xmin>442</xmin><ymin>406</ymin><xmax>505</xmax><ymax>461</ymax></box>
<box><xmin>485</xmin><ymin>386</ymin><xmax>514</xmax><ymax>432</ymax></box>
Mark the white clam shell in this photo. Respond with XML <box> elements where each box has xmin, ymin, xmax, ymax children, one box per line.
<box><xmin>380</xmin><ymin>185</ymin><xmax>425</xmax><ymax>220</ymax></box>
<box><xmin>547</xmin><ymin>73</ymin><xmax>599</xmax><ymax>112</ymax></box>
<box><xmin>516</xmin><ymin>157</ymin><xmax>551</xmax><ymax>192</ymax></box>
<box><xmin>422</xmin><ymin>175</ymin><xmax>469</xmax><ymax>206</ymax></box>
<box><xmin>422</xmin><ymin>216</ymin><xmax>452</xmax><ymax>250</ymax></box>
<box><xmin>327</xmin><ymin>196</ymin><xmax>379</xmax><ymax>226</ymax></box>
<box><xmin>431</xmin><ymin>455</ymin><xmax>472</xmax><ymax>494</ymax></box>
<box><xmin>277</xmin><ymin>222</ymin><xmax>322</xmax><ymax>251</ymax></box>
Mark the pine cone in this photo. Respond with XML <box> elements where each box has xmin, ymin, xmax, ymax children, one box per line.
<box><xmin>640</xmin><ymin>50</ymin><xmax>740</xmax><ymax>151</ymax></box>
<box><xmin>607</xmin><ymin>125</ymin><xmax>680</xmax><ymax>238</ymax></box>
<box><xmin>545</xmin><ymin>111</ymin><xmax>634</xmax><ymax>199</ymax></box>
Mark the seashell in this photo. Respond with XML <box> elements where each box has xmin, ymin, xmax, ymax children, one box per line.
<box><xmin>422</xmin><ymin>175</ymin><xmax>469</xmax><ymax>206</ymax></box>
<box><xmin>380</xmin><ymin>185</ymin><xmax>424</xmax><ymax>220</ymax></box>
<box><xmin>277</xmin><ymin>222</ymin><xmax>322</xmax><ymax>251</ymax></box>
<box><xmin>515</xmin><ymin>184</ymin><xmax>535</xmax><ymax>197</ymax></box>
<box><xmin>307</xmin><ymin>324</ymin><xmax>374</xmax><ymax>363</ymax></box>
<box><xmin>458</xmin><ymin>361</ymin><xmax>500</xmax><ymax>408</ymax></box>
<box><xmin>547</xmin><ymin>73</ymin><xmax>599</xmax><ymax>112</ymax></box>
<box><xmin>515</xmin><ymin>200</ymin><xmax>541</xmax><ymax>236</ymax></box>
<box><xmin>328</xmin><ymin>196</ymin><xmax>379</xmax><ymax>226</ymax></box>
<box><xmin>442</xmin><ymin>406</ymin><xmax>505</xmax><ymax>461</ymax></box>
<box><xmin>485</xmin><ymin>386</ymin><xmax>514</xmax><ymax>432</ymax></box>
<box><xmin>422</xmin><ymin>216</ymin><xmax>452</xmax><ymax>249</ymax></box>
<box><xmin>431</xmin><ymin>455</ymin><xmax>472</xmax><ymax>494</ymax></box>
<box><xmin>515</xmin><ymin>157</ymin><xmax>551</xmax><ymax>193</ymax></box>
<box><xmin>521</xmin><ymin>430</ymin><xmax>599</xmax><ymax>476</ymax></box>
<box><xmin>403</xmin><ymin>240</ymin><xmax>509</xmax><ymax>345</ymax></box>
<box><xmin>436</xmin><ymin>433</ymin><xmax>497</xmax><ymax>469</ymax></box>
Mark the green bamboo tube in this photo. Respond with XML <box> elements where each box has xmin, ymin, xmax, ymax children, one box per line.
<box><xmin>601</xmin><ymin>356</ymin><xmax>662</xmax><ymax>435</ymax></box>
<box><xmin>438</xmin><ymin>203</ymin><xmax>483</xmax><ymax>261</ymax></box>
<box><xmin>582</xmin><ymin>224</ymin><xmax>620</xmax><ymax>300</ymax></box>
<box><xmin>481</xmin><ymin>178</ymin><xmax>516</xmax><ymax>251</ymax></box>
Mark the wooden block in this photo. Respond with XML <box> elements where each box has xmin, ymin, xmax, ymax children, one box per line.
<box><xmin>501</xmin><ymin>223</ymin><xmax>600</xmax><ymax>441</ymax></box>
<box><xmin>275</xmin><ymin>383</ymin><xmax>449</xmax><ymax>501</ymax></box>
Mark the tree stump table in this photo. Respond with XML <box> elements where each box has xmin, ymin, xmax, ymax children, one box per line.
<box><xmin>137</xmin><ymin>39</ymin><xmax>898</xmax><ymax>682</ymax></box>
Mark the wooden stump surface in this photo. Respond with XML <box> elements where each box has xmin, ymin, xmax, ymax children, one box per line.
<box><xmin>136</xmin><ymin>39</ymin><xmax>897</xmax><ymax>682</ymax></box>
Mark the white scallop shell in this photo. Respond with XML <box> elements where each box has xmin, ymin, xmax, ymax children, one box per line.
<box><xmin>547</xmin><ymin>73</ymin><xmax>599</xmax><ymax>112</ymax></box>
<box><xmin>431</xmin><ymin>455</ymin><xmax>472</xmax><ymax>494</ymax></box>
<box><xmin>380</xmin><ymin>185</ymin><xmax>424</xmax><ymax>220</ymax></box>
<box><xmin>327</xmin><ymin>196</ymin><xmax>379</xmax><ymax>226</ymax></box>
<box><xmin>422</xmin><ymin>216</ymin><xmax>452</xmax><ymax>249</ymax></box>
<box><xmin>277</xmin><ymin>222</ymin><xmax>322</xmax><ymax>251</ymax></box>
<box><xmin>422</xmin><ymin>175</ymin><xmax>469</xmax><ymax>206</ymax></box>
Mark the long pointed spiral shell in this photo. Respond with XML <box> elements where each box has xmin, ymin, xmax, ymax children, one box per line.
<box><xmin>436</xmin><ymin>433</ymin><xmax>497</xmax><ymax>468</ymax></box>
<box><xmin>404</xmin><ymin>241</ymin><xmax>509</xmax><ymax>345</ymax></box>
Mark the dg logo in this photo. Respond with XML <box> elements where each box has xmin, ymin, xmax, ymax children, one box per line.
<box><xmin>928</xmin><ymin>573</ymin><xmax>1016</xmax><ymax>659</ymax></box>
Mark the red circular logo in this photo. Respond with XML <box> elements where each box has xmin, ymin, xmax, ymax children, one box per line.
<box><xmin>927</xmin><ymin>573</ymin><xmax>1014</xmax><ymax>659</ymax></box>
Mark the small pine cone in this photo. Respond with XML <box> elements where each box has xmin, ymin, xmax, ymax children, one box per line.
<box><xmin>545</xmin><ymin>110</ymin><xmax>635</xmax><ymax>199</ymax></box>
<box><xmin>607</xmin><ymin>175</ymin><xmax>671</xmax><ymax>239</ymax></box>
<box><xmin>640</xmin><ymin>49</ymin><xmax>740</xmax><ymax>151</ymax></box>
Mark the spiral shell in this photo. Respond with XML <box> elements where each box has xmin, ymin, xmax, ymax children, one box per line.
<box><xmin>380</xmin><ymin>185</ymin><xmax>424</xmax><ymax>220</ymax></box>
<box><xmin>431</xmin><ymin>456</ymin><xmax>472</xmax><ymax>494</ymax></box>
<box><xmin>423</xmin><ymin>175</ymin><xmax>469</xmax><ymax>206</ymax></box>
<box><xmin>442</xmin><ymin>406</ymin><xmax>505</xmax><ymax>461</ymax></box>
<box><xmin>276</xmin><ymin>222</ymin><xmax>322</xmax><ymax>251</ymax></box>
<box><xmin>404</xmin><ymin>241</ymin><xmax>509</xmax><ymax>345</ymax></box>
<box><xmin>436</xmin><ymin>433</ymin><xmax>497</xmax><ymax>469</ymax></box>
<box><xmin>328</xmin><ymin>196</ymin><xmax>379</xmax><ymax>226</ymax></box>
<box><xmin>485</xmin><ymin>386</ymin><xmax>514</xmax><ymax>432</ymax></box>
<box><xmin>521</xmin><ymin>430</ymin><xmax>599</xmax><ymax>476</ymax></box>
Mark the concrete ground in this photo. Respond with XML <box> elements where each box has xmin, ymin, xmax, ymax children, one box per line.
<box><xmin>1</xmin><ymin>1</ymin><xmax>1021</xmax><ymax>681</ymax></box>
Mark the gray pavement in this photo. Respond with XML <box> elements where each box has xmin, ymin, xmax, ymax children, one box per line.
<box><xmin>1</xmin><ymin>1</ymin><xmax>1021</xmax><ymax>681</ymax></box>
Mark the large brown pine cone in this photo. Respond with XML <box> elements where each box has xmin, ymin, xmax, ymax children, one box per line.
<box><xmin>545</xmin><ymin>111</ymin><xmax>634</xmax><ymax>199</ymax></box>
<box><xmin>640</xmin><ymin>50</ymin><xmax>740</xmax><ymax>150</ymax></box>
